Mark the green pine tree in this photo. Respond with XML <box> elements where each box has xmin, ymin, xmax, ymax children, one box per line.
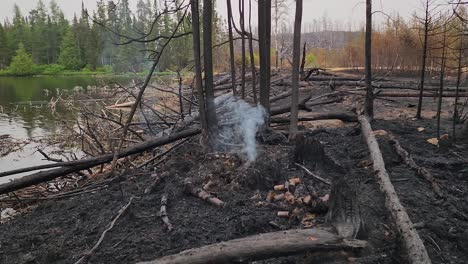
<box><xmin>58</xmin><ymin>30</ymin><xmax>82</xmax><ymax>70</ymax></box>
<box><xmin>8</xmin><ymin>43</ymin><xmax>37</xmax><ymax>75</ymax></box>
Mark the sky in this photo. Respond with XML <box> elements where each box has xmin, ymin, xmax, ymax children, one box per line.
<box><xmin>0</xmin><ymin>0</ymin><xmax>420</xmax><ymax>30</ymax></box>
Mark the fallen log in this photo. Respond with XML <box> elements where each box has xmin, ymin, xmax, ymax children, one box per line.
<box><xmin>358</xmin><ymin>115</ymin><xmax>431</xmax><ymax>264</ymax></box>
<box><xmin>136</xmin><ymin>228</ymin><xmax>366</xmax><ymax>264</ymax></box>
<box><xmin>354</xmin><ymin>91</ymin><xmax>468</xmax><ymax>98</ymax></box>
<box><xmin>0</xmin><ymin>128</ymin><xmax>201</xmax><ymax>195</ymax></box>
<box><xmin>271</xmin><ymin>112</ymin><xmax>357</xmax><ymax>124</ymax></box>
<box><xmin>388</xmin><ymin>133</ymin><xmax>444</xmax><ymax>198</ymax></box>
<box><xmin>271</xmin><ymin>93</ymin><xmax>313</xmax><ymax>116</ymax></box>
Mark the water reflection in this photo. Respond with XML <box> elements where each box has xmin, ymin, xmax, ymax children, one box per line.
<box><xmin>0</xmin><ymin>75</ymin><xmax>132</xmax><ymax>184</ymax></box>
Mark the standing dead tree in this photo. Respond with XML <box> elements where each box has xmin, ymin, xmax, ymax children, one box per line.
<box><xmin>364</xmin><ymin>0</ymin><xmax>373</xmax><ymax>118</ymax></box>
<box><xmin>202</xmin><ymin>0</ymin><xmax>219</xmax><ymax>138</ymax></box>
<box><xmin>258</xmin><ymin>0</ymin><xmax>272</xmax><ymax>124</ymax></box>
<box><xmin>289</xmin><ymin>0</ymin><xmax>303</xmax><ymax>139</ymax></box>
<box><xmin>226</xmin><ymin>0</ymin><xmax>237</xmax><ymax>95</ymax></box>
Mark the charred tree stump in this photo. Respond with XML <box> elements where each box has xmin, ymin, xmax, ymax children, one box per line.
<box><xmin>358</xmin><ymin>115</ymin><xmax>431</xmax><ymax>264</ymax></box>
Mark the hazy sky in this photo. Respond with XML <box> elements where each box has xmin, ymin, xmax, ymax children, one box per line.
<box><xmin>0</xmin><ymin>0</ymin><xmax>420</xmax><ymax>29</ymax></box>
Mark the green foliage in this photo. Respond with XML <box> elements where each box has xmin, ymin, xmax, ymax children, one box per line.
<box><xmin>58</xmin><ymin>30</ymin><xmax>82</xmax><ymax>70</ymax></box>
<box><xmin>7</xmin><ymin>43</ymin><xmax>37</xmax><ymax>76</ymax></box>
<box><xmin>42</xmin><ymin>64</ymin><xmax>66</xmax><ymax>74</ymax></box>
<box><xmin>305</xmin><ymin>52</ymin><xmax>317</xmax><ymax>67</ymax></box>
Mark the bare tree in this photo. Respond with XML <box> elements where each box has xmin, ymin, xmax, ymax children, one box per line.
<box><xmin>190</xmin><ymin>0</ymin><xmax>208</xmax><ymax>136</ymax></box>
<box><xmin>239</xmin><ymin>0</ymin><xmax>247</xmax><ymax>98</ymax></box>
<box><xmin>416</xmin><ymin>0</ymin><xmax>435</xmax><ymax>119</ymax></box>
<box><xmin>258</xmin><ymin>0</ymin><xmax>272</xmax><ymax>123</ymax></box>
<box><xmin>247</xmin><ymin>0</ymin><xmax>257</xmax><ymax>103</ymax></box>
<box><xmin>273</xmin><ymin>0</ymin><xmax>288</xmax><ymax>69</ymax></box>
<box><xmin>289</xmin><ymin>0</ymin><xmax>303</xmax><ymax>139</ymax></box>
<box><xmin>436</xmin><ymin>22</ymin><xmax>448</xmax><ymax>139</ymax></box>
<box><xmin>203</xmin><ymin>0</ymin><xmax>218</xmax><ymax>135</ymax></box>
<box><xmin>226</xmin><ymin>0</ymin><xmax>237</xmax><ymax>95</ymax></box>
<box><xmin>364</xmin><ymin>0</ymin><xmax>373</xmax><ymax>118</ymax></box>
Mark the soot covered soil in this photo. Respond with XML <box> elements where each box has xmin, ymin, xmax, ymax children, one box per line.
<box><xmin>1</xmin><ymin>118</ymin><xmax>467</xmax><ymax>264</ymax></box>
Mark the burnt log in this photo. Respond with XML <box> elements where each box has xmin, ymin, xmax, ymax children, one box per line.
<box><xmin>136</xmin><ymin>228</ymin><xmax>366</xmax><ymax>264</ymax></box>
<box><xmin>359</xmin><ymin>115</ymin><xmax>431</xmax><ymax>264</ymax></box>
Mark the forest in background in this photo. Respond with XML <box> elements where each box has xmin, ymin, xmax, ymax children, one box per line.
<box><xmin>0</xmin><ymin>0</ymin><xmax>466</xmax><ymax>77</ymax></box>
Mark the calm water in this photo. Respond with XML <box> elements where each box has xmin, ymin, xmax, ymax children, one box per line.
<box><xmin>0</xmin><ymin>75</ymin><xmax>131</xmax><ymax>184</ymax></box>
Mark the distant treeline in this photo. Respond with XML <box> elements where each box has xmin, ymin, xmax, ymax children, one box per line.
<box><xmin>0</xmin><ymin>0</ymin><xmax>205</xmax><ymax>75</ymax></box>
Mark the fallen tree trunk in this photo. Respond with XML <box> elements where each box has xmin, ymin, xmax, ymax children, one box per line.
<box><xmin>271</xmin><ymin>112</ymin><xmax>357</xmax><ymax>124</ymax></box>
<box><xmin>137</xmin><ymin>228</ymin><xmax>366</xmax><ymax>264</ymax></box>
<box><xmin>271</xmin><ymin>94</ymin><xmax>313</xmax><ymax>116</ymax></box>
<box><xmin>358</xmin><ymin>115</ymin><xmax>431</xmax><ymax>264</ymax></box>
<box><xmin>354</xmin><ymin>91</ymin><xmax>468</xmax><ymax>98</ymax></box>
<box><xmin>388</xmin><ymin>133</ymin><xmax>444</xmax><ymax>198</ymax></box>
<box><xmin>0</xmin><ymin>128</ymin><xmax>201</xmax><ymax>195</ymax></box>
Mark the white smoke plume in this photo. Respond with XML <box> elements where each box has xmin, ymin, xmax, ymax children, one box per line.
<box><xmin>216</xmin><ymin>96</ymin><xmax>266</xmax><ymax>162</ymax></box>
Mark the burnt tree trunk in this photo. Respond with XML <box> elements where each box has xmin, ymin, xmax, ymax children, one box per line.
<box><xmin>226</xmin><ymin>0</ymin><xmax>237</xmax><ymax>95</ymax></box>
<box><xmin>247</xmin><ymin>0</ymin><xmax>257</xmax><ymax>103</ymax></box>
<box><xmin>202</xmin><ymin>0</ymin><xmax>218</xmax><ymax>135</ymax></box>
<box><xmin>239</xmin><ymin>0</ymin><xmax>246</xmax><ymax>98</ymax></box>
<box><xmin>289</xmin><ymin>0</ymin><xmax>303</xmax><ymax>139</ymax></box>
<box><xmin>364</xmin><ymin>0</ymin><xmax>373</xmax><ymax>118</ymax></box>
<box><xmin>416</xmin><ymin>0</ymin><xmax>430</xmax><ymax>119</ymax></box>
<box><xmin>258</xmin><ymin>0</ymin><xmax>272</xmax><ymax>124</ymax></box>
<box><xmin>190</xmin><ymin>0</ymin><xmax>208</xmax><ymax>135</ymax></box>
<box><xmin>436</xmin><ymin>24</ymin><xmax>447</xmax><ymax>139</ymax></box>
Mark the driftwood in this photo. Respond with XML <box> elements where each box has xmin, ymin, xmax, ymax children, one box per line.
<box><xmin>271</xmin><ymin>112</ymin><xmax>357</xmax><ymax>124</ymax></box>
<box><xmin>0</xmin><ymin>128</ymin><xmax>201</xmax><ymax>195</ymax></box>
<box><xmin>160</xmin><ymin>192</ymin><xmax>174</xmax><ymax>232</ymax></box>
<box><xmin>358</xmin><ymin>115</ymin><xmax>431</xmax><ymax>264</ymax></box>
<box><xmin>388</xmin><ymin>133</ymin><xmax>444</xmax><ymax>198</ymax></box>
<box><xmin>184</xmin><ymin>180</ymin><xmax>225</xmax><ymax>207</ymax></box>
<box><xmin>75</xmin><ymin>196</ymin><xmax>134</xmax><ymax>264</ymax></box>
<box><xmin>137</xmin><ymin>228</ymin><xmax>366</xmax><ymax>264</ymax></box>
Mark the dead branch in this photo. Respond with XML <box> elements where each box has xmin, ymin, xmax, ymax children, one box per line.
<box><xmin>388</xmin><ymin>133</ymin><xmax>444</xmax><ymax>198</ymax></box>
<box><xmin>295</xmin><ymin>163</ymin><xmax>332</xmax><ymax>186</ymax></box>
<box><xmin>184</xmin><ymin>180</ymin><xmax>225</xmax><ymax>208</ymax></box>
<box><xmin>74</xmin><ymin>196</ymin><xmax>134</xmax><ymax>264</ymax></box>
<box><xmin>358</xmin><ymin>115</ymin><xmax>431</xmax><ymax>264</ymax></box>
<box><xmin>160</xmin><ymin>192</ymin><xmax>174</xmax><ymax>232</ymax></box>
<box><xmin>136</xmin><ymin>228</ymin><xmax>366</xmax><ymax>264</ymax></box>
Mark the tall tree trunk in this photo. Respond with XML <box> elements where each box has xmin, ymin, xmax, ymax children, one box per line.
<box><xmin>416</xmin><ymin>0</ymin><xmax>430</xmax><ymax>119</ymax></box>
<box><xmin>364</xmin><ymin>0</ymin><xmax>373</xmax><ymax>118</ymax></box>
<box><xmin>436</xmin><ymin>24</ymin><xmax>447</xmax><ymax>139</ymax></box>
<box><xmin>203</xmin><ymin>0</ymin><xmax>218</xmax><ymax>135</ymax></box>
<box><xmin>226</xmin><ymin>0</ymin><xmax>237</xmax><ymax>95</ymax></box>
<box><xmin>248</xmin><ymin>0</ymin><xmax>257</xmax><ymax>103</ymax></box>
<box><xmin>239</xmin><ymin>0</ymin><xmax>246</xmax><ymax>98</ymax></box>
<box><xmin>190</xmin><ymin>0</ymin><xmax>208</xmax><ymax>135</ymax></box>
<box><xmin>289</xmin><ymin>0</ymin><xmax>303</xmax><ymax>140</ymax></box>
<box><xmin>258</xmin><ymin>0</ymin><xmax>272</xmax><ymax>124</ymax></box>
<box><xmin>453</xmin><ymin>36</ymin><xmax>464</xmax><ymax>141</ymax></box>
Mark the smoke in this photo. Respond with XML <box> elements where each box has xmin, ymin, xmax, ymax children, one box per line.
<box><xmin>216</xmin><ymin>96</ymin><xmax>266</xmax><ymax>162</ymax></box>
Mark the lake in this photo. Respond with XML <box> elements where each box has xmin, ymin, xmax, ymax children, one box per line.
<box><xmin>0</xmin><ymin>75</ymin><xmax>133</xmax><ymax>184</ymax></box>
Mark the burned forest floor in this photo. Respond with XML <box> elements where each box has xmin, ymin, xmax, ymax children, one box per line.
<box><xmin>1</xmin><ymin>72</ymin><xmax>468</xmax><ymax>264</ymax></box>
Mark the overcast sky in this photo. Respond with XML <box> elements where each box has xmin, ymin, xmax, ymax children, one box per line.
<box><xmin>0</xmin><ymin>0</ymin><xmax>420</xmax><ymax>30</ymax></box>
